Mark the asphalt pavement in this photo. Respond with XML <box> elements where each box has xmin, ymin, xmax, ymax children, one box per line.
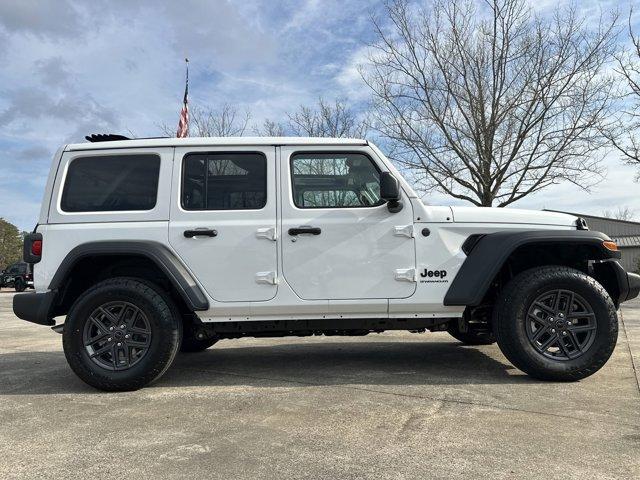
<box><xmin>1</xmin><ymin>291</ymin><xmax>638</xmax><ymax>479</ymax></box>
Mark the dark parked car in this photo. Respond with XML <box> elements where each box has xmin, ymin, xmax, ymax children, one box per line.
<box><xmin>1</xmin><ymin>262</ymin><xmax>33</xmax><ymax>292</ymax></box>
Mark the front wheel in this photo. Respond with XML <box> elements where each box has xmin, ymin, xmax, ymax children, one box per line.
<box><xmin>63</xmin><ymin>277</ymin><xmax>182</xmax><ymax>391</ymax></box>
<box><xmin>493</xmin><ymin>266</ymin><xmax>618</xmax><ymax>381</ymax></box>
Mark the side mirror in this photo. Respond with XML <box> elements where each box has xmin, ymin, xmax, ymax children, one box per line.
<box><xmin>380</xmin><ymin>172</ymin><xmax>403</xmax><ymax>213</ymax></box>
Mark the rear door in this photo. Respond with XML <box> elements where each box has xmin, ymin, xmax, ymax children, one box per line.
<box><xmin>280</xmin><ymin>146</ymin><xmax>416</xmax><ymax>301</ymax></box>
<box><xmin>169</xmin><ymin>146</ymin><xmax>278</xmax><ymax>302</ymax></box>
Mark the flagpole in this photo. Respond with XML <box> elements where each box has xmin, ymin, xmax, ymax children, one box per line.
<box><xmin>185</xmin><ymin>57</ymin><xmax>189</xmax><ymax>95</ymax></box>
<box><xmin>176</xmin><ymin>58</ymin><xmax>190</xmax><ymax>138</ymax></box>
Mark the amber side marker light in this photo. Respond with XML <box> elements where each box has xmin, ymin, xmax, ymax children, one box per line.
<box><xmin>602</xmin><ymin>241</ymin><xmax>619</xmax><ymax>252</ymax></box>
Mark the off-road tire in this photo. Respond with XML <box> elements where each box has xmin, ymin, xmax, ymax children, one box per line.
<box><xmin>447</xmin><ymin>321</ymin><xmax>496</xmax><ymax>345</ymax></box>
<box><xmin>63</xmin><ymin>277</ymin><xmax>182</xmax><ymax>391</ymax></box>
<box><xmin>493</xmin><ymin>266</ymin><xmax>618</xmax><ymax>381</ymax></box>
<box><xmin>14</xmin><ymin>278</ymin><xmax>26</xmax><ymax>292</ymax></box>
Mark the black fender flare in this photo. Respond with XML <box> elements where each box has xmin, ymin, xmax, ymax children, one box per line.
<box><xmin>443</xmin><ymin>230</ymin><xmax>620</xmax><ymax>306</ymax></box>
<box><xmin>49</xmin><ymin>240</ymin><xmax>209</xmax><ymax>311</ymax></box>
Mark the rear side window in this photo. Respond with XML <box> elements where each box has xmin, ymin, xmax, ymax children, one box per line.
<box><xmin>61</xmin><ymin>154</ymin><xmax>160</xmax><ymax>212</ymax></box>
<box><xmin>182</xmin><ymin>152</ymin><xmax>267</xmax><ymax>210</ymax></box>
<box><xmin>290</xmin><ymin>152</ymin><xmax>382</xmax><ymax>208</ymax></box>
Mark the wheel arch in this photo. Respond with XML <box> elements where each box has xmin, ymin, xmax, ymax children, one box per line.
<box><xmin>49</xmin><ymin>241</ymin><xmax>209</xmax><ymax>316</ymax></box>
<box><xmin>444</xmin><ymin>230</ymin><xmax>623</xmax><ymax>307</ymax></box>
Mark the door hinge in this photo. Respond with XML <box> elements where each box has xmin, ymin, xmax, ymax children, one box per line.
<box><xmin>256</xmin><ymin>227</ymin><xmax>277</xmax><ymax>241</ymax></box>
<box><xmin>394</xmin><ymin>268</ymin><xmax>416</xmax><ymax>282</ymax></box>
<box><xmin>255</xmin><ymin>271</ymin><xmax>278</xmax><ymax>285</ymax></box>
<box><xmin>393</xmin><ymin>225</ymin><xmax>414</xmax><ymax>238</ymax></box>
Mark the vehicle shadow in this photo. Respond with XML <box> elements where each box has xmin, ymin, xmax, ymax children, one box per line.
<box><xmin>0</xmin><ymin>339</ymin><xmax>536</xmax><ymax>395</ymax></box>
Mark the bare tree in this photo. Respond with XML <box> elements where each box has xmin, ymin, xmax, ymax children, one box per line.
<box><xmin>608</xmin><ymin>10</ymin><xmax>640</xmax><ymax>170</ymax></box>
<box><xmin>362</xmin><ymin>0</ymin><xmax>619</xmax><ymax>207</ymax></box>
<box><xmin>255</xmin><ymin>118</ymin><xmax>287</xmax><ymax>137</ymax></box>
<box><xmin>286</xmin><ymin>98</ymin><xmax>367</xmax><ymax>138</ymax></box>
<box><xmin>602</xmin><ymin>206</ymin><xmax>635</xmax><ymax>221</ymax></box>
<box><xmin>160</xmin><ymin>104</ymin><xmax>251</xmax><ymax>137</ymax></box>
<box><xmin>189</xmin><ymin>104</ymin><xmax>251</xmax><ymax>137</ymax></box>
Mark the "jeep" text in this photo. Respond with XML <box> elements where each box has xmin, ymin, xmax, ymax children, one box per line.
<box><xmin>420</xmin><ymin>268</ymin><xmax>447</xmax><ymax>278</ymax></box>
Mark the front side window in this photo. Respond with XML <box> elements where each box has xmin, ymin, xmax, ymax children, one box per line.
<box><xmin>290</xmin><ymin>152</ymin><xmax>382</xmax><ymax>208</ymax></box>
<box><xmin>61</xmin><ymin>154</ymin><xmax>160</xmax><ymax>212</ymax></box>
<box><xmin>182</xmin><ymin>152</ymin><xmax>267</xmax><ymax>210</ymax></box>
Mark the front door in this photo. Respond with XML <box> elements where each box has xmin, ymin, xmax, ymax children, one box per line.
<box><xmin>280</xmin><ymin>146</ymin><xmax>416</xmax><ymax>300</ymax></box>
<box><xmin>169</xmin><ymin>146</ymin><xmax>278</xmax><ymax>302</ymax></box>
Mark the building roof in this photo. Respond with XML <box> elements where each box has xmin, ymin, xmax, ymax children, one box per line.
<box><xmin>544</xmin><ymin>209</ymin><xmax>640</xmax><ymax>240</ymax></box>
<box><xmin>544</xmin><ymin>209</ymin><xmax>640</xmax><ymax>227</ymax></box>
<box><xmin>611</xmin><ymin>235</ymin><xmax>640</xmax><ymax>248</ymax></box>
<box><xmin>66</xmin><ymin>136</ymin><xmax>369</xmax><ymax>151</ymax></box>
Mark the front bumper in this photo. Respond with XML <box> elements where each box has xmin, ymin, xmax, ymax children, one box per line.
<box><xmin>594</xmin><ymin>260</ymin><xmax>640</xmax><ymax>305</ymax></box>
<box><xmin>625</xmin><ymin>271</ymin><xmax>640</xmax><ymax>303</ymax></box>
<box><xmin>13</xmin><ymin>291</ymin><xmax>56</xmax><ymax>326</ymax></box>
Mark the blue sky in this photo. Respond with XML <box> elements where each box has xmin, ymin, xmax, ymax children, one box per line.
<box><xmin>0</xmin><ymin>0</ymin><xmax>639</xmax><ymax>231</ymax></box>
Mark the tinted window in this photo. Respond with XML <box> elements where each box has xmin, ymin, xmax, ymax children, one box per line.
<box><xmin>182</xmin><ymin>153</ymin><xmax>267</xmax><ymax>210</ymax></box>
<box><xmin>61</xmin><ymin>155</ymin><xmax>160</xmax><ymax>212</ymax></box>
<box><xmin>290</xmin><ymin>152</ymin><xmax>382</xmax><ymax>208</ymax></box>
<box><xmin>7</xmin><ymin>263</ymin><xmax>26</xmax><ymax>274</ymax></box>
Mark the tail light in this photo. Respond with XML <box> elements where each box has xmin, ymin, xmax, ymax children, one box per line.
<box><xmin>31</xmin><ymin>240</ymin><xmax>42</xmax><ymax>256</ymax></box>
<box><xmin>23</xmin><ymin>232</ymin><xmax>43</xmax><ymax>264</ymax></box>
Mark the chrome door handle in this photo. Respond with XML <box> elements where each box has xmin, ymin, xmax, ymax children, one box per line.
<box><xmin>256</xmin><ymin>227</ymin><xmax>277</xmax><ymax>241</ymax></box>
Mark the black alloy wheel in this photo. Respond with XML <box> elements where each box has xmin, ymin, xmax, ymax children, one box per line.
<box><xmin>525</xmin><ymin>289</ymin><xmax>597</xmax><ymax>361</ymax></box>
<box><xmin>82</xmin><ymin>301</ymin><xmax>152</xmax><ymax>371</ymax></box>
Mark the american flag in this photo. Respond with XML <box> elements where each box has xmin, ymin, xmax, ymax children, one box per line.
<box><xmin>176</xmin><ymin>58</ymin><xmax>189</xmax><ymax>138</ymax></box>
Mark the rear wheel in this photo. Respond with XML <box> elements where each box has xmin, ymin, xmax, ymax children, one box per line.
<box><xmin>63</xmin><ymin>277</ymin><xmax>182</xmax><ymax>391</ymax></box>
<box><xmin>493</xmin><ymin>266</ymin><xmax>618</xmax><ymax>381</ymax></box>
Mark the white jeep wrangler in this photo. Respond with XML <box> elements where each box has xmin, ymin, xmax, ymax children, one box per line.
<box><xmin>14</xmin><ymin>135</ymin><xmax>640</xmax><ymax>391</ymax></box>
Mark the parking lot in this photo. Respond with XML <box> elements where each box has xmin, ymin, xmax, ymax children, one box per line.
<box><xmin>0</xmin><ymin>291</ymin><xmax>638</xmax><ymax>479</ymax></box>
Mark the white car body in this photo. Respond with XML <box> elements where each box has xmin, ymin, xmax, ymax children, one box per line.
<box><xmin>33</xmin><ymin>137</ymin><xmax>579</xmax><ymax>323</ymax></box>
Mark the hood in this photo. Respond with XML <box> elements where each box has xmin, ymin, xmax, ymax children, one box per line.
<box><xmin>450</xmin><ymin>206</ymin><xmax>579</xmax><ymax>227</ymax></box>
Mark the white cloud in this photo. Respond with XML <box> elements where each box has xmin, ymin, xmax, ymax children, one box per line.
<box><xmin>335</xmin><ymin>46</ymin><xmax>372</xmax><ymax>103</ymax></box>
<box><xmin>1</xmin><ymin>0</ymin><xmax>639</xmax><ymax>231</ymax></box>
<box><xmin>0</xmin><ymin>0</ymin><xmax>83</xmax><ymax>39</ymax></box>
<box><xmin>283</xmin><ymin>0</ymin><xmax>323</xmax><ymax>31</ymax></box>
<box><xmin>422</xmin><ymin>152</ymin><xmax>640</xmax><ymax>219</ymax></box>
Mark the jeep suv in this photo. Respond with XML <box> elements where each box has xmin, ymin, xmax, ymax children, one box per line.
<box><xmin>13</xmin><ymin>136</ymin><xmax>640</xmax><ymax>391</ymax></box>
<box><xmin>1</xmin><ymin>261</ymin><xmax>33</xmax><ymax>292</ymax></box>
